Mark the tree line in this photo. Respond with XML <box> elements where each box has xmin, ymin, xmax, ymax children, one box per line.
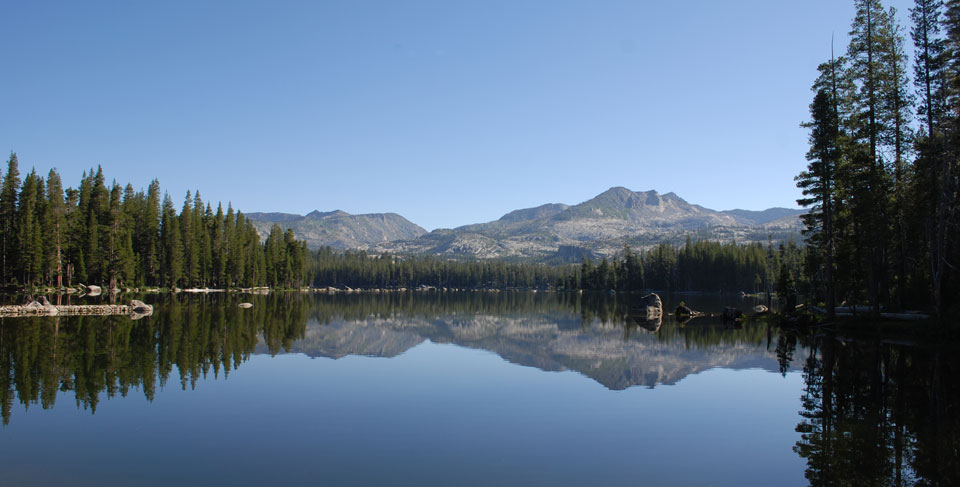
<box><xmin>567</xmin><ymin>239</ymin><xmax>805</xmax><ymax>295</ymax></box>
<box><xmin>308</xmin><ymin>246</ymin><xmax>568</xmax><ymax>289</ymax></box>
<box><xmin>5</xmin><ymin>154</ymin><xmax>802</xmax><ymax>295</ymax></box>
<box><xmin>798</xmin><ymin>0</ymin><xmax>960</xmax><ymax>319</ymax></box>
<box><xmin>0</xmin><ymin>154</ymin><xmax>308</xmax><ymax>290</ymax></box>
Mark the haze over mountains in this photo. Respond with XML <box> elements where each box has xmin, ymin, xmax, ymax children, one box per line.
<box><xmin>247</xmin><ymin>187</ymin><xmax>804</xmax><ymax>260</ymax></box>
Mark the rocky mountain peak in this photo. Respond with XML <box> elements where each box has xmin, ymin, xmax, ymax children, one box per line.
<box><xmin>248</xmin><ymin>210</ymin><xmax>426</xmax><ymax>250</ymax></box>
<box><xmin>306</xmin><ymin>209</ymin><xmax>350</xmax><ymax>219</ymax></box>
<box><xmin>251</xmin><ymin>187</ymin><xmax>805</xmax><ymax>259</ymax></box>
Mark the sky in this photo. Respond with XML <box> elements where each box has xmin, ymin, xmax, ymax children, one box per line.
<box><xmin>0</xmin><ymin>0</ymin><xmax>917</xmax><ymax>231</ymax></box>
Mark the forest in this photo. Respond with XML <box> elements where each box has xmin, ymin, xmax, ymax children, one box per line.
<box><xmin>571</xmin><ymin>239</ymin><xmax>804</xmax><ymax>296</ymax></box>
<box><xmin>797</xmin><ymin>0</ymin><xmax>959</xmax><ymax>319</ymax></box>
<box><xmin>307</xmin><ymin>246</ymin><xmax>569</xmax><ymax>290</ymax></box>
<box><xmin>0</xmin><ymin>155</ymin><xmax>309</xmax><ymax>290</ymax></box>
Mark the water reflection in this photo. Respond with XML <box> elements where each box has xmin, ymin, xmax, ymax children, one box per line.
<box><xmin>790</xmin><ymin>331</ymin><xmax>960</xmax><ymax>486</ymax></box>
<box><xmin>0</xmin><ymin>294</ymin><xmax>308</xmax><ymax>425</ymax></box>
<box><xmin>1</xmin><ymin>291</ymin><xmax>786</xmax><ymax>425</ymax></box>
<box><xmin>2</xmin><ymin>291</ymin><xmax>956</xmax><ymax>484</ymax></box>
<box><xmin>287</xmin><ymin>292</ymin><xmax>787</xmax><ymax>391</ymax></box>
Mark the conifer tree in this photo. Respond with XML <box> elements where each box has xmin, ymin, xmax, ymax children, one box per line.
<box><xmin>913</xmin><ymin>0</ymin><xmax>947</xmax><ymax>136</ymax></box>
<box><xmin>194</xmin><ymin>194</ymin><xmax>210</xmax><ymax>286</ymax></box>
<box><xmin>798</xmin><ymin>57</ymin><xmax>845</xmax><ymax>318</ymax></box>
<box><xmin>17</xmin><ymin>170</ymin><xmax>45</xmax><ymax>285</ymax></box>
<box><xmin>43</xmin><ymin>169</ymin><xmax>66</xmax><ymax>287</ymax></box>
<box><xmin>933</xmin><ymin>0</ymin><xmax>960</xmax><ymax>315</ymax></box>
<box><xmin>212</xmin><ymin>203</ymin><xmax>227</xmax><ymax>285</ymax></box>
<box><xmin>0</xmin><ymin>153</ymin><xmax>21</xmax><ymax>283</ymax></box>
<box><xmin>846</xmin><ymin>0</ymin><xmax>898</xmax><ymax>314</ymax></box>
<box><xmin>83</xmin><ymin>167</ymin><xmax>109</xmax><ymax>283</ymax></box>
<box><xmin>878</xmin><ymin>8</ymin><xmax>915</xmax><ymax>309</ymax></box>
<box><xmin>180</xmin><ymin>191</ymin><xmax>199</xmax><ymax>287</ymax></box>
<box><xmin>160</xmin><ymin>193</ymin><xmax>183</xmax><ymax>287</ymax></box>
<box><xmin>141</xmin><ymin>180</ymin><xmax>161</xmax><ymax>283</ymax></box>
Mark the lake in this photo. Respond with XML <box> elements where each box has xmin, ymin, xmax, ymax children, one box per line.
<box><xmin>0</xmin><ymin>292</ymin><xmax>955</xmax><ymax>486</ymax></box>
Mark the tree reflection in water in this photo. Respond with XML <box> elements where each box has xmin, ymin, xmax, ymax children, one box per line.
<box><xmin>0</xmin><ymin>291</ymin><xmax>777</xmax><ymax>424</ymax></box>
<box><xmin>789</xmin><ymin>330</ymin><xmax>960</xmax><ymax>486</ymax></box>
<box><xmin>6</xmin><ymin>290</ymin><xmax>957</xmax><ymax>486</ymax></box>
<box><xmin>0</xmin><ymin>293</ymin><xmax>309</xmax><ymax>425</ymax></box>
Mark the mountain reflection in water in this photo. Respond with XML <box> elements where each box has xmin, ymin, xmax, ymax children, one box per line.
<box><xmin>1</xmin><ymin>291</ymin><xmax>784</xmax><ymax>424</ymax></box>
<box><xmin>2</xmin><ymin>291</ymin><xmax>957</xmax><ymax>485</ymax></box>
<box><xmin>276</xmin><ymin>293</ymin><xmax>789</xmax><ymax>391</ymax></box>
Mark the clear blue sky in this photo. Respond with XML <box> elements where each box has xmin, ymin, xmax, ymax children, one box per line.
<box><xmin>1</xmin><ymin>0</ymin><xmax>915</xmax><ymax>231</ymax></box>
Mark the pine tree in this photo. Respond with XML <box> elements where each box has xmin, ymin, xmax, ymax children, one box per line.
<box><xmin>160</xmin><ymin>193</ymin><xmax>183</xmax><ymax>287</ymax></box>
<box><xmin>43</xmin><ymin>169</ymin><xmax>66</xmax><ymax>287</ymax></box>
<box><xmin>913</xmin><ymin>0</ymin><xmax>947</xmax><ymax>137</ymax></box>
<box><xmin>0</xmin><ymin>153</ymin><xmax>21</xmax><ymax>283</ymax></box>
<box><xmin>180</xmin><ymin>191</ymin><xmax>198</xmax><ymax>287</ymax></box>
<box><xmin>223</xmin><ymin>205</ymin><xmax>237</xmax><ymax>285</ymax></box>
<box><xmin>878</xmin><ymin>7</ymin><xmax>915</xmax><ymax>309</ymax></box>
<box><xmin>798</xmin><ymin>58</ymin><xmax>845</xmax><ymax>317</ymax></box>
<box><xmin>83</xmin><ymin>167</ymin><xmax>109</xmax><ymax>284</ymax></box>
<box><xmin>17</xmin><ymin>170</ymin><xmax>45</xmax><ymax>285</ymax></box>
<box><xmin>194</xmin><ymin>194</ymin><xmax>210</xmax><ymax>286</ymax></box>
<box><xmin>141</xmin><ymin>180</ymin><xmax>161</xmax><ymax>284</ymax></box>
<box><xmin>931</xmin><ymin>0</ymin><xmax>960</xmax><ymax>316</ymax></box>
<box><xmin>64</xmin><ymin>185</ymin><xmax>84</xmax><ymax>285</ymax></box>
<box><xmin>212</xmin><ymin>203</ymin><xmax>227</xmax><ymax>286</ymax></box>
<box><xmin>846</xmin><ymin>0</ymin><xmax>898</xmax><ymax>314</ymax></box>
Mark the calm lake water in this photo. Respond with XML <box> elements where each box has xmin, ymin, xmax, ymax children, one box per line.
<box><xmin>0</xmin><ymin>292</ymin><xmax>956</xmax><ymax>486</ymax></box>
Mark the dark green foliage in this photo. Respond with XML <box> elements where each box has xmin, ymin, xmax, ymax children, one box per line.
<box><xmin>798</xmin><ymin>0</ymin><xmax>960</xmax><ymax>319</ymax></box>
<box><xmin>1</xmin><ymin>154</ymin><xmax>21</xmax><ymax>283</ymax></box>
<box><xmin>43</xmin><ymin>169</ymin><xmax>66</xmax><ymax>287</ymax></box>
<box><xmin>799</xmin><ymin>55</ymin><xmax>846</xmax><ymax>317</ymax></box>
<box><xmin>571</xmin><ymin>239</ymin><xmax>801</xmax><ymax>295</ymax></box>
<box><xmin>308</xmin><ymin>247</ymin><xmax>567</xmax><ymax>290</ymax></box>
<box><xmin>0</xmin><ymin>161</ymin><xmax>309</xmax><ymax>289</ymax></box>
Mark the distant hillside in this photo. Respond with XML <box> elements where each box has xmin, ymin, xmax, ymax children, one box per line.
<box><xmin>721</xmin><ymin>207</ymin><xmax>806</xmax><ymax>226</ymax></box>
<box><xmin>374</xmin><ymin>187</ymin><xmax>804</xmax><ymax>260</ymax></box>
<box><xmin>498</xmin><ymin>203</ymin><xmax>570</xmax><ymax>223</ymax></box>
<box><xmin>247</xmin><ymin>210</ymin><xmax>426</xmax><ymax>250</ymax></box>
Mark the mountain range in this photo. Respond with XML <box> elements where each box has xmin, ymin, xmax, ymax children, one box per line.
<box><xmin>245</xmin><ymin>209</ymin><xmax>426</xmax><ymax>250</ymax></box>
<box><xmin>247</xmin><ymin>187</ymin><xmax>804</xmax><ymax>260</ymax></box>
